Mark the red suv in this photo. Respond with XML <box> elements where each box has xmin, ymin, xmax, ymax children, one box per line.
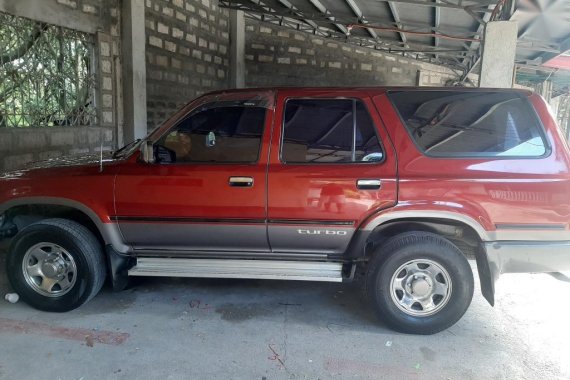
<box><xmin>1</xmin><ymin>87</ymin><xmax>569</xmax><ymax>334</ymax></box>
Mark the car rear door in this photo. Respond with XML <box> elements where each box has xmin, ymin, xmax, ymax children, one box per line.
<box><xmin>114</xmin><ymin>91</ymin><xmax>274</xmax><ymax>253</ymax></box>
<box><xmin>267</xmin><ymin>89</ymin><xmax>398</xmax><ymax>254</ymax></box>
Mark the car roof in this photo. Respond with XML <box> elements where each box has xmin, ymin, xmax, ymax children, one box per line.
<box><xmin>205</xmin><ymin>86</ymin><xmax>534</xmax><ymax>97</ymax></box>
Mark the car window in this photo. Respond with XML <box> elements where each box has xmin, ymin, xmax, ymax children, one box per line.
<box><xmin>388</xmin><ymin>91</ymin><xmax>547</xmax><ymax>158</ymax></box>
<box><xmin>281</xmin><ymin>99</ymin><xmax>384</xmax><ymax>163</ymax></box>
<box><xmin>158</xmin><ymin>103</ymin><xmax>266</xmax><ymax>163</ymax></box>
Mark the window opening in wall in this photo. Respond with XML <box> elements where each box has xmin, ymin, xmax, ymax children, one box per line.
<box><xmin>0</xmin><ymin>12</ymin><xmax>96</xmax><ymax>128</ymax></box>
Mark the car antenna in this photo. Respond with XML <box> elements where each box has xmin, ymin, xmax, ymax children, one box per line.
<box><xmin>99</xmin><ymin>128</ymin><xmax>104</xmax><ymax>173</ymax></box>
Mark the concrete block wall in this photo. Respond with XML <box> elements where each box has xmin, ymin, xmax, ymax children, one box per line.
<box><xmin>145</xmin><ymin>0</ymin><xmax>230</xmax><ymax>131</ymax></box>
<box><xmin>0</xmin><ymin>0</ymin><xmax>120</xmax><ymax>172</ymax></box>
<box><xmin>0</xmin><ymin>127</ymin><xmax>115</xmax><ymax>171</ymax></box>
<box><xmin>244</xmin><ymin>19</ymin><xmax>462</xmax><ymax>88</ymax></box>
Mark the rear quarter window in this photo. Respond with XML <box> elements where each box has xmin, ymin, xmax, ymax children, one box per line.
<box><xmin>388</xmin><ymin>91</ymin><xmax>548</xmax><ymax>158</ymax></box>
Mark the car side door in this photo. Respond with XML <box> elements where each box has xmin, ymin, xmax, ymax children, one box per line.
<box><xmin>114</xmin><ymin>91</ymin><xmax>273</xmax><ymax>253</ymax></box>
<box><xmin>267</xmin><ymin>89</ymin><xmax>398</xmax><ymax>255</ymax></box>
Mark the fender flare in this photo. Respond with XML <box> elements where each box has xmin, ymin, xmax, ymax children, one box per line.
<box><xmin>361</xmin><ymin>210</ymin><xmax>492</xmax><ymax>242</ymax></box>
<box><xmin>358</xmin><ymin>210</ymin><xmax>496</xmax><ymax>306</ymax></box>
<box><xmin>0</xmin><ymin>196</ymin><xmax>130</xmax><ymax>253</ymax></box>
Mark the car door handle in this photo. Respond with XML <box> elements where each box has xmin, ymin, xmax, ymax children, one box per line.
<box><xmin>229</xmin><ymin>176</ymin><xmax>254</xmax><ymax>187</ymax></box>
<box><xmin>357</xmin><ymin>179</ymin><xmax>382</xmax><ymax>190</ymax></box>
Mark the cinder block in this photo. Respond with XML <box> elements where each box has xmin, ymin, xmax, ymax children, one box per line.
<box><xmin>175</xmin><ymin>11</ymin><xmax>186</xmax><ymax>22</ymax></box>
<box><xmin>102</xmin><ymin>111</ymin><xmax>113</xmax><ymax>124</ymax></box>
<box><xmin>83</xmin><ymin>4</ymin><xmax>97</xmax><ymax>14</ymax></box>
<box><xmin>104</xmin><ymin>128</ymin><xmax>114</xmax><ymax>142</ymax></box>
<box><xmin>258</xmin><ymin>55</ymin><xmax>274</xmax><ymax>63</ymax></box>
<box><xmin>157</xmin><ymin>23</ymin><xmax>169</xmax><ymax>35</ymax></box>
<box><xmin>149</xmin><ymin>36</ymin><xmax>162</xmax><ymax>48</ymax></box>
<box><xmin>156</xmin><ymin>55</ymin><xmax>168</xmax><ymax>67</ymax></box>
<box><xmin>164</xmin><ymin>41</ymin><xmax>177</xmax><ymax>52</ymax></box>
<box><xmin>172</xmin><ymin>28</ymin><xmax>184</xmax><ymax>39</ymax></box>
<box><xmin>57</xmin><ymin>0</ymin><xmax>77</xmax><ymax>9</ymax></box>
<box><xmin>101</xmin><ymin>59</ymin><xmax>112</xmax><ymax>74</ymax></box>
<box><xmin>102</xmin><ymin>94</ymin><xmax>113</xmax><ymax>107</ymax></box>
<box><xmin>162</xmin><ymin>7</ymin><xmax>173</xmax><ymax>17</ymax></box>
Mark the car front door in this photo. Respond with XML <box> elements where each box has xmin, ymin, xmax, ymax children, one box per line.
<box><xmin>267</xmin><ymin>89</ymin><xmax>398</xmax><ymax>255</ymax></box>
<box><xmin>114</xmin><ymin>91</ymin><xmax>274</xmax><ymax>253</ymax></box>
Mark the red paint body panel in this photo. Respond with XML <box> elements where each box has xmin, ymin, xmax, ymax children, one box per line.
<box><xmin>267</xmin><ymin>89</ymin><xmax>398</xmax><ymax>225</ymax></box>
<box><xmin>370</xmin><ymin>92</ymin><xmax>570</xmax><ymax>231</ymax></box>
<box><xmin>0</xmin><ymin>162</ymin><xmax>117</xmax><ymax>223</ymax></box>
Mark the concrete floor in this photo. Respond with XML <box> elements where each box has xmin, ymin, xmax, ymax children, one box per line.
<box><xmin>1</xmin><ymin>242</ymin><xmax>570</xmax><ymax>380</ymax></box>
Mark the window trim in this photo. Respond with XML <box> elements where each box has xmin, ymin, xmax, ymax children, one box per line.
<box><xmin>386</xmin><ymin>90</ymin><xmax>552</xmax><ymax>160</ymax></box>
<box><xmin>279</xmin><ymin>97</ymin><xmax>386</xmax><ymax>165</ymax></box>
<box><xmin>154</xmin><ymin>102</ymin><xmax>268</xmax><ymax>165</ymax></box>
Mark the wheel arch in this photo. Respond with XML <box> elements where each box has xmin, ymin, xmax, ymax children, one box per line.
<box><xmin>350</xmin><ymin>212</ymin><xmax>495</xmax><ymax>306</ymax></box>
<box><xmin>0</xmin><ymin>197</ymin><xmax>129</xmax><ymax>253</ymax></box>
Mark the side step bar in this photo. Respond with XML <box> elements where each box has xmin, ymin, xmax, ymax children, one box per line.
<box><xmin>128</xmin><ymin>258</ymin><xmax>344</xmax><ymax>282</ymax></box>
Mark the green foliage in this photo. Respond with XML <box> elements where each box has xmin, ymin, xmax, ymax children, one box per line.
<box><xmin>0</xmin><ymin>12</ymin><xmax>96</xmax><ymax>128</ymax></box>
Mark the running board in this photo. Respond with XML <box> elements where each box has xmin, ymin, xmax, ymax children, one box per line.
<box><xmin>128</xmin><ymin>258</ymin><xmax>344</xmax><ymax>282</ymax></box>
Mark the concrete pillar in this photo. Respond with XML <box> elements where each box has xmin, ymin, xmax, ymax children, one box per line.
<box><xmin>479</xmin><ymin>21</ymin><xmax>518</xmax><ymax>88</ymax></box>
<box><xmin>229</xmin><ymin>10</ymin><xmax>245</xmax><ymax>88</ymax></box>
<box><xmin>121</xmin><ymin>0</ymin><xmax>147</xmax><ymax>142</ymax></box>
<box><xmin>536</xmin><ymin>80</ymin><xmax>553</xmax><ymax>103</ymax></box>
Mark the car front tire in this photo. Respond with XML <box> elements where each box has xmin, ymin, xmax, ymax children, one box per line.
<box><xmin>7</xmin><ymin>218</ymin><xmax>106</xmax><ymax>312</ymax></box>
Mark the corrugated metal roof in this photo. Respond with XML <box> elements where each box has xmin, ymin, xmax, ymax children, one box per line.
<box><xmin>220</xmin><ymin>0</ymin><xmax>570</xmax><ymax>89</ymax></box>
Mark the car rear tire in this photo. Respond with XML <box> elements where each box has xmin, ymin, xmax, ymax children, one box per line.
<box><xmin>7</xmin><ymin>218</ymin><xmax>106</xmax><ymax>312</ymax></box>
<box><xmin>366</xmin><ymin>231</ymin><xmax>474</xmax><ymax>334</ymax></box>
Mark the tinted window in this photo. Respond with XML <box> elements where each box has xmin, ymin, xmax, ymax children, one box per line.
<box><xmin>159</xmin><ymin>105</ymin><xmax>266</xmax><ymax>163</ymax></box>
<box><xmin>389</xmin><ymin>91</ymin><xmax>546</xmax><ymax>157</ymax></box>
<box><xmin>282</xmin><ymin>99</ymin><xmax>383</xmax><ymax>163</ymax></box>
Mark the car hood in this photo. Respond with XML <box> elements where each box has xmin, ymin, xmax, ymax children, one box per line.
<box><xmin>0</xmin><ymin>153</ymin><xmax>119</xmax><ymax>180</ymax></box>
<box><xmin>24</xmin><ymin>153</ymin><xmax>116</xmax><ymax>170</ymax></box>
